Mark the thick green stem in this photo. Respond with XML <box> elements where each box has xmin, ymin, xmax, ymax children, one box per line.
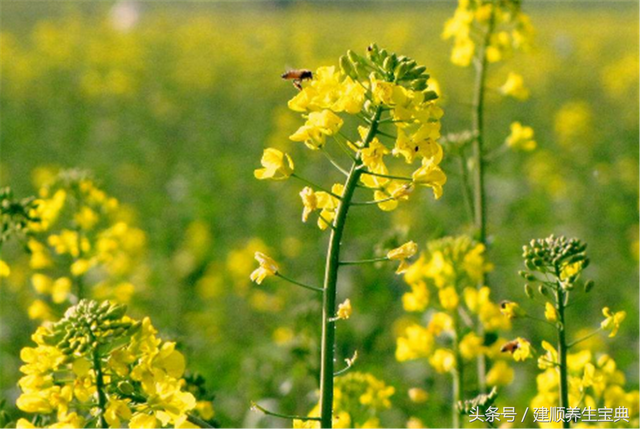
<box><xmin>319</xmin><ymin>107</ymin><xmax>382</xmax><ymax>428</ymax></box>
<box><xmin>92</xmin><ymin>347</ymin><xmax>108</xmax><ymax>428</ymax></box>
<box><xmin>471</xmin><ymin>9</ymin><xmax>496</xmax><ymax>395</ymax></box>
<box><xmin>556</xmin><ymin>288</ymin><xmax>571</xmax><ymax>428</ymax></box>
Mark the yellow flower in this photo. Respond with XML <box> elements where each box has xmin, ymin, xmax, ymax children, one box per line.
<box><xmin>408</xmin><ymin>388</ymin><xmax>429</xmax><ymax>403</ymax></box>
<box><xmin>538</xmin><ymin>340</ymin><xmax>558</xmax><ymax>369</ymax></box>
<box><xmin>459</xmin><ymin>332</ymin><xmax>483</xmax><ymax>360</ymax></box>
<box><xmin>428</xmin><ymin>312</ymin><xmax>453</xmax><ymax>336</ymax></box>
<box><xmin>0</xmin><ymin>259</ymin><xmax>10</xmax><ymax>277</ymax></box>
<box><xmin>129</xmin><ymin>412</ymin><xmax>158</xmax><ymax>429</ymax></box>
<box><xmin>299</xmin><ymin>187</ymin><xmax>317</xmax><ymax>223</ymax></box>
<box><xmin>51</xmin><ymin>278</ymin><xmax>72</xmax><ymax>304</ymax></box>
<box><xmin>387</xmin><ymin>241</ymin><xmax>418</xmax><ymax>274</ymax></box>
<box><xmin>254</xmin><ymin>148</ymin><xmax>294</xmax><ymax>180</ymax></box>
<box><xmin>500</xmin><ymin>72</ymin><xmax>529</xmax><ymax>100</ymax></box>
<box><xmin>371</xmin><ymin>79</ymin><xmax>396</xmax><ymax>105</ymax></box>
<box><xmin>249</xmin><ymin>252</ymin><xmax>279</xmax><ymax>284</ymax></box>
<box><xmin>290</xmin><ymin>110</ymin><xmax>343</xmax><ymax>150</ymax></box>
<box><xmin>438</xmin><ymin>286</ymin><xmax>459</xmax><ymax>311</ymax></box>
<box><xmin>27</xmin><ymin>300</ymin><xmax>52</xmax><ymax>320</ymax></box>
<box><xmin>402</xmin><ymin>282</ymin><xmax>429</xmax><ymax>312</ymax></box>
<box><xmin>500</xmin><ymin>301</ymin><xmax>524</xmax><ymax>319</ymax></box>
<box><xmin>429</xmin><ymin>349</ymin><xmax>456</xmax><ymax>373</ymax></box>
<box><xmin>31</xmin><ymin>274</ymin><xmax>53</xmax><ymax>294</ymax></box>
<box><xmin>195</xmin><ymin>400</ymin><xmax>215</xmax><ymax>420</ymax></box>
<box><xmin>396</xmin><ymin>324</ymin><xmax>434</xmax><ymax>362</ymax></box>
<box><xmin>486</xmin><ymin>360</ymin><xmax>514</xmax><ymax>386</ymax></box>
<box><xmin>337</xmin><ymin>299</ymin><xmax>352</xmax><ymax>320</ymax></box>
<box><xmin>601</xmin><ymin>307</ymin><xmax>626</xmax><ymax>337</ymax></box>
<box><xmin>105</xmin><ymin>398</ymin><xmax>132</xmax><ymax>428</ymax></box>
<box><xmin>506</xmin><ymin>121</ymin><xmax>536</xmax><ymax>151</ymax></box>
<box><xmin>70</xmin><ymin>259</ymin><xmax>91</xmax><ymax>277</ymax></box>
<box><xmin>544</xmin><ymin>302</ymin><xmax>558</xmax><ymax>322</ymax></box>
<box><xmin>411</xmin><ymin>159</ymin><xmax>447</xmax><ymax>199</ymax></box>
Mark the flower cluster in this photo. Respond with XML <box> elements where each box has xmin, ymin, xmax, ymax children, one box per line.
<box><xmin>442</xmin><ymin>0</ymin><xmax>534</xmax><ymax>67</ymax></box>
<box><xmin>24</xmin><ymin>170</ymin><xmax>147</xmax><ymax>320</ymax></box>
<box><xmin>16</xmin><ymin>300</ymin><xmax>200</xmax><ymax>428</ymax></box>
<box><xmin>396</xmin><ymin>235</ymin><xmax>512</xmax><ymax>384</ymax></box>
<box><xmin>294</xmin><ymin>372</ymin><xmax>395</xmax><ymax>428</ymax></box>
<box><xmin>255</xmin><ymin>44</ymin><xmax>447</xmax><ymax>229</ymax></box>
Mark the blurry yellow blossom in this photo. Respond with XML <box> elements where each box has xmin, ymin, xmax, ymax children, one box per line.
<box><xmin>406</xmin><ymin>417</ymin><xmax>425</xmax><ymax>429</ymax></box>
<box><xmin>601</xmin><ymin>307</ymin><xmax>626</xmax><ymax>337</ymax></box>
<box><xmin>402</xmin><ymin>281</ymin><xmax>429</xmax><ymax>312</ymax></box>
<box><xmin>396</xmin><ymin>324</ymin><xmax>434</xmax><ymax>362</ymax></box>
<box><xmin>254</xmin><ymin>148</ymin><xmax>294</xmax><ymax>180</ymax></box>
<box><xmin>500</xmin><ymin>72</ymin><xmax>529</xmax><ymax>100</ymax></box>
<box><xmin>459</xmin><ymin>332</ymin><xmax>483</xmax><ymax>360</ymax></box>
<box><xmin>0</xmin><ymin>260</ymin><xmax>10</xmax><ymax>277</ymax></box>
<box><xmin>429</xmin><ymin>349</ymin><xmax>456</xmax><ymax>373</ymax></box>
<box><xmin>250</xmin><ymin>252</ymin><xmax>279</xmax><ymax>284</ymax></box>
<box><xmin>408</xmin><ymin>388</ymin><xmax>429</xmax><ymax>403</ymax></box>
<box><xmin>506</xmin><ymin>122</ymin><xmax>536</xmax><ymax>151</ymax></box>
<box><xmin>438</xmin><ymin>286</ymin><xmax>459</xmax><ymax>310</ymax></box>
<box><xmin>337</xmin><ymin>298</ymin><xmax>352</xmax><ymax>320</ymax></box>
<box><xmin>387</xmin><ymin>241</ymin><xmax>418</xmax><ymax>274</ymax></box>
<box><xmin>486</xmin><ymin>360</ymin><xmax>514</xmax><ymax>386</ymax></box>
<box><xmin>544</xmin><ymin>302</ymin><xmax>557</xmax><ymax>322</ymax></box>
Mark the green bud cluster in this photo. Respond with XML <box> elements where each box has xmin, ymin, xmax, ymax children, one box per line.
<box><xmin>43</xmin><ymin>299</ymin><xmax>140</xmax><ymax>356</ymax></box>
<box><xmin>518</xmin><ymin>235</ymin><xmax>594</xmax><ymax>295</ymax></box>
<box><xmin>0</xmin><ymin>187</ymin><xmax>40</xmax><ymax>245</ymax></box>
<box><xmin>339</xmin><ymin>44</ymin><xmax>437</xmax><ymax>95</ymax></box>
<box><xmin>521</xmin><ymin>234</ymin><xmax>589</xmax><ymax>274</ymax></box>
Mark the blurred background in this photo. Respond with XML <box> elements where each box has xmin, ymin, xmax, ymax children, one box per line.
<box><xmin>0</xmin><ymin>0</ymin><xmax>638</xmax><ymax>427</ymax></box>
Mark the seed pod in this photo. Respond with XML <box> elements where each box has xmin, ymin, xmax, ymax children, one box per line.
<box><xmin>525</xmin><ymin>259</ymin><xmax>536</xmax><ymax>271</ymax></box>
<box><xmin>382</xmin><ymin>56</ymin><xmax>393</xmax><ymax>72</ymax></box>
<box><xmin>118</xmin><ymin>381</ymin><xmax>135</xmax><ymax>395</ymax></box>
<box><xmin>584</xmin><ymin>279</ymin><xmax>595</xmax><ymax>293</ymax></box>
<box><xmin>105</xmin><ymin>304</ymin><xmax>127</xmax><ymax>321</ymax></box>
<box><xmin>539</xmin><ymin>284</ymin><xmax>549</xmax><ymax>297</ymax></box>
<box><xmin>394</xmin><ymin>62</ymin><xmax>410</xmax><ymax>80</ymax></box>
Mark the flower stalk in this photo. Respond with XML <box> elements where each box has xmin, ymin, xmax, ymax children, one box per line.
<box><xmin>319</xmin><ymin>106</ymin><xmax>382</xmax><ymax>428</ymax></box>
<box><xmin>555</xmin><ymin>285</ymin><xmax>570</xmax><ymax>428</ymax></box>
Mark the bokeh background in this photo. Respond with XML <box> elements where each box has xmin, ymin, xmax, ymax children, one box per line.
<box><xmin>1</xmin><ymin>0</ymin><xmax>638</xmax><ymax>427</ymax></box>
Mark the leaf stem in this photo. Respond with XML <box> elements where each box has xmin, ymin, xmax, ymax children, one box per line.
<box><xmin>276</xmin><ymin>273</ymin><xmax>324</xmax><ymax>293</ymax></box>
<box><xmin>567</xmin><ymin>328</ymin><xmax>602</xmax><ymax>349</ymax></box>
<box><xmin>339</xmin><ymin>256</ymin><xmax>389</xmax><ymax>266</ymax></box>
<box><xmin>556</xmin><ymin>286</ymin><xmax>571</xmax><ymax>428</ymax></box>
<box><xmin>187</xmin><ymin>414</ymin><xmax>214</xmax><ymax>428</ymax></box>
<box><xmin>252</xmin><ymin>402</ymin><xmax>321</xmax><ymax>422</ymax></box>
<box><xmin>291</xmin><ymin>174</ymin><xmax>342</xmax><ymax>200</ymax></box>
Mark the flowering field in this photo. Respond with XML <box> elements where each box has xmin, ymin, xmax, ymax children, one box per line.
<box><xmin>0</xmin><ymin>1</ymin><xmax>638</xmax><ymax>428</ymax></box>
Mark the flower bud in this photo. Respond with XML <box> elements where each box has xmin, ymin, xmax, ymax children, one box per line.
<box><xmin>584</xmin><ymin>279</ymin><xmax>594</xmax><ymax>293</ymax></box>
<box><xmin>339</xmin><ymin>55</ymin><xmax>357</xmax><ymax>79</ymax></box>
<box><xmin>539</xmin><ymin>284</ymin><xmax>549</xmax><ymax>297</ymax></box>
<box><xmin>524</xmin><ymin>284</ymin><xmax>534</xmax><ymax>299</ymax></box>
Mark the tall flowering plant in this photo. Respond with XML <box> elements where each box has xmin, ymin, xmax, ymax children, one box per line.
<box><xmin>252</xmin><ymin>45</ymin><xmax>446</xmax><ymax>427</ymax></box>
<box><xmin>442</xmin><ymin>0</ymin><xmax>535</xmax><ymax>393</ymax></box>
<box><xmin>501</xmin><ymin>235</ymin><xmax>638</xmax><ymax>428</ymax></box>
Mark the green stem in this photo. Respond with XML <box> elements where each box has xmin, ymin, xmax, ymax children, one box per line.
<box><xmin>319</xmin><ymin>107</ymin><xmax>382</xmax><ymax>429</ymax></box>
<box><xmin>359</xmin><ymin>170</ymin><xmax>413</xmax><ymax>182</ymax></box>
<box><xmin>187</xmin><ymin>414</ymin><xmax>214</xmax><ymax>428</ymax></box>
<box><xmin>471</xmin><ymin>7</ymin><xmax>496</xmax><ymax>395</ymax></box>
<box><xmin>291</xmin><ymin>174</ymin><xmax>342</xmax><ymax>200</ymax></box>
<box><xmin>452</xmin><ymin>317</ymin><xmax>463</xmax><ymax>428</ymax></box>
<box><xmin>252</xmin><ymin>402</ymin><xmax>321</xmax><ymax>422</ymax></box>
<box><xmin>276</xmin><ymin>273</ymin><xmax>324</xmax><ymax>293</ymax></box>
<box><xmin>92</xmin><ymin>346</ymin><xmax>108</xmax><ymax>428</ymax></box>
<box><xmin>457</xmin><ymin>152</ymin><xmax>474</xmax><ymax>222</ymax></box>
<box><xmin>556</xmin><ymin>287</ymin><xmax>571</xmax><ymax>428</ymax></box>
<box><xmin>567</xmin><ymin>328</ymin><xmax>602</xmax><ymax>349</ymax></box>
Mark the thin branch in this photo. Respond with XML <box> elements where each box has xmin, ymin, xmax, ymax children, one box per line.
<box><xmin>359</xmin><ymin>169</ymin><xmax>413</xmax><ymax>182</ymax></box>
<box><xmin>339</xmin><ymin>256</ymin><xmax>390</xmax><ymax>266</ymax></box>
<box><xmin>276</xmin><ymin>273</ymin><xmax>324</xmax><ymax>293</ymax></box>
<box><xmin>251</xmin><ymin>402</ymin><xmax>321</xmax><ymax>422</ymax></box>
<box><xmin>187</xmin><ymin>414</ymin><xmax>214</xmax><ymax>428</ymax></box>
<box><xmin>321</xmin><ymin>148</ymin><xmax>349</xmax><ymax>176</ymax></box>
<box><xmin>567</xmin><ymin>328</ymin><xmax>602</xmax><ymax>349</ymax></box>
<box><xmin>351</xmin><ymin>196</ymin><xmax>396</xmax><ymax>206</ymax></box>
<box><xmin>291</xmin><ymin>174</ymin><xmax>342</xmax><ymax>200</ymax></box>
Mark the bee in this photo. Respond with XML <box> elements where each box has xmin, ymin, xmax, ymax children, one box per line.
<box><xmin>281</xmin><ymin>69</ymin><xmax>313</xmax><ymax>90</ymax></box>
<box><xmin>500</xmin><ymin>340</ymin><xmax>521</xmax><ymax>354</ymax></box>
